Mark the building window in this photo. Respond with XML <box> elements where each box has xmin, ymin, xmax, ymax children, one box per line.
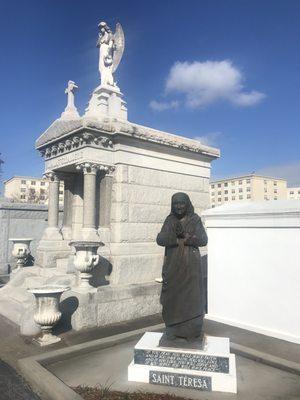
<box><xmin>21</xmin><ymin>188</ymin><xmax>26</xmax><ymax>193</ymax></box>
<box><xmin>232</xmin><ymin>196</ymin><xmax>235</xmax><ymax>200</ymax></box>
<box><xmin>231</xmin><ymin>189</ymin><xmax>235</xmax><ymax>194</ymax></box>
<box><xmin>224</xmin><ymin>190</ymin><xmax>228</xmax><ymax>194</ymax></box>
<box><xmin>274</xmin><ymin>189</ymin><xmax>277</xmax><ymax>194</ymax></box>
<box><xmin>239</xmin><ymin>180</ymin><xmax>242</xmax><ymax>185</ymax></box>
<box><xmin>246</xmin><ymin>187</ymin><xmax>250</xmax><ymax>192</ymax></box>
<box><xmin>31</xmin><ymin>181</ymin><xmax>36</xmax><ymax>185</ymax></box>
<box><xmin>239</xmin><ymin>188</ymin><xmax>243</xmax><ymax>193</ymax></box>
<box><xmin>264</xmin><ymin>180</ymin><xmax>267</xmax><ymax>185</ymax></box>
<box><xmin>212</xmin><ymin>198</ymin><xmax>215</xmax><ymax>202</ymax></box>
<box><xmin>298</xmin><ymin>190</ymin><xmax>300</xmax><ymax>194</ymax></box>
<box><xmin>211</xmin><ymin>184</ymin><xmax>214</xmax><ymax>189</ymax></box>
<box><xmin>239</xmin><ymin>195</ymin><xmax>243</xmax><ymax>199</ymax></box>
<box><xmin>224</xmin><ymin>182</ymin><xmax>228</xmax><ymax>187</ymax></box>
<box><xmin>264</xmin><ymin>195</ymin><xmax>268</xmax><ymax>200</ymax></box>
<box><xmin>21</xmin><ymin>180</ymin><xmax>26</xmax><ymax>185</ymax></box>
<box><xmin>246</xmin><ymin>179</ymin><xmax>250</xmax><ymax>184</ymax></box>
<box><xmin>264</xmin><ymin>188</ymin><xmax>267</xmax><ymax>193</ymax></box>
<box><xmin>225</xmin><ymin>197</ymin><xmax>228</xmax><ymax>201</ymax></box>
<box><xmin>218</xmin><ymin>198</ymin><xmax>221</xmax><ymax>202</ymax></box>
<box><xmin>40</xmin><ymin>195</ymin><xmax>45</xmax><ymax>200</ymax></box>
<box><xmin>41</xmin><ymin>181</ymin><xmax>45</xmax><ymax>186</ymax></box>
<box><xmin>231</xmin><ymin>181</ymin><xmax>235</xmax><ymax>186</ymax></box>
<box><xmin>211</xmin><ymin>192</ymin><xmax>215</xmax><ymax>196</ymax></box>
<box><xmin>40</xmin><ymin>189</ymin><xmax>45</xmax><ymax>194</ymax></box>
<box><xmin>247</xmin><ymin>194</ymin><xmax>251</xmax><ymax>199</ymax></box>
<box><xmin>20</xmin><ymin>195</ymin><xmax>26</xmax><ymax>199</ymax></box>
<box><xmin>59</xmin><ymin>190</ymin><xmax>63</xmax><ymax>195</ymax></box>
<box><xmin>290</xmin><ymin>191</ymin><xmax>294</xmax><ymax>195</ymax></box>
<box><xmin>274</xmin><ymin>181</ymin><xmax>277</xmax><ymax>186</ymax></box>
<box><xmin>274</xmin><ymin>196</ymin><xmax>278</xmax><ymax>200</ymax></box>
<box><xmin>218</xmin><ymin>183</ymin><xmax>221</xmax><ymax>188</ymax></box>
<box><xmin>218</xmin><ymin>191</ymin><xmax>221</xmax><ymax>195</ymax></box>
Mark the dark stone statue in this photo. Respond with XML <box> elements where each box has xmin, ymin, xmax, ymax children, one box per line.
<box><xmin>156</xmin><ymin>192</ymin><xmax>208</xmax><ymax>348</ymax></box>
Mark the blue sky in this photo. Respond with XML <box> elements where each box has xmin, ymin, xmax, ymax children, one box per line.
<box><xmin>1</xmin><ymin>0</ymin><xmax>300</xmax><ymax>187</ymax></box>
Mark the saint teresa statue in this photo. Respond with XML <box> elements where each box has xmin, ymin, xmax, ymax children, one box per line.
<box><xmin>156</xmin><ymin>192</ymin><xmax>208</xmax><ymax>347</ymax></box>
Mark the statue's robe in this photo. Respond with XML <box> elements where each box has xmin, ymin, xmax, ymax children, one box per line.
<box><xmin>156</xmin><ymin>213</ymin><xmax>208</xmax><ymax>339</ymax></box>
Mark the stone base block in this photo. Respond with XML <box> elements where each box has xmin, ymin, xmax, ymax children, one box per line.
<box><xmin>128</xmin><ymin>332</ymin><xmax>237</xmax><ymax>394</ymax></box>
<box><xmin>69</xmin><ymin>282</ymin><xmax>162</xmax><ymax>330</ymax></box>
<box><xmin>35</xmin><ymin>240</ymin><xmax>71</xmax><ymax>268</ymax></box>
<box><xmin>41</xmin><ymin>227</ymin><xmax>62</xmax><ymax>241</ymax></box>
<box><xmin>79</xmin><ymin>227</ymin><xmax>101</xmax><ymax>242</ymax></box>
<box><xmin>72</xmin><ymin>285</ymin><xmax>97</xmax><ymax>294</ymax></box>
<box><xmin>0</xmin><ymin>267</ymin><xmax>161</xmax><ymax>333</ymax></box>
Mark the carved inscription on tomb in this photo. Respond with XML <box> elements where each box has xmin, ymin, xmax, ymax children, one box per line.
<box><xmin>46</xmin><ymin>151</ymin><xmax>84</xmax><ymax>169</ymax></box>
<box><xmin>149</xmin><ymin>371</ymin><xmax>211</xmax><ymax>391</ymax></box>
<box><xmin>134</xmin><ymin>349</ymin><xmax>229</xmax><ymax>373</ymax></box>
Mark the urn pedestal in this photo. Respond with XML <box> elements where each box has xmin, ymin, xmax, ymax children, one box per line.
<box><xmin>9</xmin><ymin>238</ymin><xmax>33</xmax><ymax>272</ymax></box>
<box><xmin>70</xmin><ymin>241</ymin><xmax>100</xmax><ymax>292</ymax></box>
<box><xmin>28</xmin><ymin>285</ymin><xmax>70</xmax><ymax>346</ymax></box>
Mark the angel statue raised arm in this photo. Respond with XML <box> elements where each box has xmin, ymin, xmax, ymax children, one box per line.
<box><xmin>97</xmin><ymin>21</ymin><xmax>125</xmax><ymax>87</ymax></box>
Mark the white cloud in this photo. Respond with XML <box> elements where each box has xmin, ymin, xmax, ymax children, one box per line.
<box><xmin>256</xmin><ymin>162</ymin><xmax>300</xmax><ymax>187</ymax></box>
<box><xmin>149</xmin><ymin>100</ymin><xmax>179</xmax><ymax>112</ymax></box>
<box><xmin>193</xmin><ymin>132</ymin><xmax>222</xmax><ymax>147</ymax></box>
<box><xmin>162</xmin><ymin>60</ymin><xmax>265</xmax><ymax>108</ymax></box>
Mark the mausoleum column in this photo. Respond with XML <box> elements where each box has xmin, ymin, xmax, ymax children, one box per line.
<box><xmin>76</xmin><ymin>163</ymin><xmax>114</xmax><ymax>241</ymax></box>
<box><xmin>42</xmin><ymin>171</ymin><xmax>62</xmax><ymax>240</ymax></box>
<box><xmin>61</xmin><ymin>173</ymin><xmax>75</xmax><ymax>240</ymax></box>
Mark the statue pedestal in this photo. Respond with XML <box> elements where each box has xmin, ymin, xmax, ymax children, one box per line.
<box><xmin>128</xmin><ymin>332</ymin><xmax>237</xmax><ymax>393</ymax></box>
<box><xmin>85</xmin><ymin>84</ymin><xmax>127</xmax><ymax>120</ymax></box>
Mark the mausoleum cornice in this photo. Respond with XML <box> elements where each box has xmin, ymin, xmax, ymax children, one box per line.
<box><xmin>36</xmin><ymin>117</ymin><xmax>220</xmax><ymax>160</ymax></box>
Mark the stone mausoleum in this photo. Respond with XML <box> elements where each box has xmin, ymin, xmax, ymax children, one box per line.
<box><xmin>0</xmin><ymin>22</ymin><xmax>219</xmax><ymax>332</ymax></box>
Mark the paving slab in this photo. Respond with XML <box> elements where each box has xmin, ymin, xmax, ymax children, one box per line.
<box><xmin>1</xmin><ymin>311</ymin><xmax>300</xmax><ymax>400</ymax></box>
<box><xmin>204</xmin><ymin>319</ymin><xmax>300</xmax><ymax>364</ymax></box>
<box><xmin>47</xmin><ymin>338</ymin><xmax>300</xmax><ymax>400</ymax></box>
<box><xmin>0</xmin><ymin>359</ymin><xmax>40</xmax><ymax>400</ymax></box>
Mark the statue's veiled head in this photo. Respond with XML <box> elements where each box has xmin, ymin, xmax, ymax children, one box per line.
<box><xmin>171</xmin><ymin>192</ymin><xmax>194</xmax><ymax>219</ymax></box>
<box><xmin>98</xmin><ymin>21</ymin><xmax>111</xmax><ymax>34</ymax></box>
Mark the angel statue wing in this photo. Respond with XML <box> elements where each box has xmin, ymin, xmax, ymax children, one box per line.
<box><xmin>112</xmin><ymin>23</ymin><xmax>125</xmax><ymax>73</ymax></box>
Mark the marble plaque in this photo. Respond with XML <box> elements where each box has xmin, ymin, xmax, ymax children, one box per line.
<box><xmin>134</xmin><ymin>349</ymin><xmax>229</xmax><ymax>373</ymax></box>
<box><xmin>149</xmin><ymin>370</ymin><xmax>211</xmax><ymax>391</ymax></box>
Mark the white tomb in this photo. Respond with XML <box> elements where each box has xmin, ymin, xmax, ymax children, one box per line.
<box><xmin>0</xmin><ymin>21</ymin><xmax>219</xmax><ymax>332</ymax></box>
<box><xmin>203</xmin><ymin>200</ymin><xmax>300</xmax><ymax>344</ymax></box>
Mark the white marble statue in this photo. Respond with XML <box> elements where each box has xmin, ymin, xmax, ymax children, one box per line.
<box><xmin>97</xmin><ymin>21</ymin><xmax>125</xmax><ymax>87</ymax></box>
<box><xmin>61</xmin><ymin>80</ymin><xmax>80</xmax><ymax>119</ymax></box>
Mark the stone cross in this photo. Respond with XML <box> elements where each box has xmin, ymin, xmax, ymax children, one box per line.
<box><xmin>61</xmin><ymin>80</ymin><xmax>80</xmax><ymax>120</ymax></box>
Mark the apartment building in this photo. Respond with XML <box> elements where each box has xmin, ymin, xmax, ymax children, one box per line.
<box><xmin>4</xmin><ymin>176</ymin><xmax>64</xmax><ymax>205</ymax></box>
<box><xmin>287</xmin><ymin>187</ymin><xmax>300</xmax><ymax>200</ymax></box>
<box><xmin>210</xmin><ymin>174</ymin><xmax>287</xmax><ymax>208</ymax></box>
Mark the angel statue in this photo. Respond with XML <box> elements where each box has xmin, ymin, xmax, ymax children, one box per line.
<box><xmin>97</xmin><ymin>21</ymin><xmax>125</xmax><ymax>87</ymax></box>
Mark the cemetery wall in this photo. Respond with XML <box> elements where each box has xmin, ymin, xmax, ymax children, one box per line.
<box><xmin>0</xmin><ymin>200</ymin><xmax>63</xmax><ymax>274</ymax></box>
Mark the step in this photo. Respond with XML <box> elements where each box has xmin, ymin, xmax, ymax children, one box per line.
<box><xmin>0</xmin><ymin>297</ymin><xmax>24</xmax><ymax>324</ymax></box>
<box><xmin>24</xmin><ymin>276</ymin><xmax>47</xmax><ymax>289</ymax></box>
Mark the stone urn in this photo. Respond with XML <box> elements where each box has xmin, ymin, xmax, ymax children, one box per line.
<box><xmin>28</xmin><ymin>285</ymin><xmax>70</xmax><ymax>346</ymax></box>
<box><xmin>9</xmin><ymin>238</ymin><xmax>33</xmax><ymax>272</ymax></box>
<box><xmin>70</xmin><ymin>241</ymin><xmax>100</xmax><ymax>291</ymax></box>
